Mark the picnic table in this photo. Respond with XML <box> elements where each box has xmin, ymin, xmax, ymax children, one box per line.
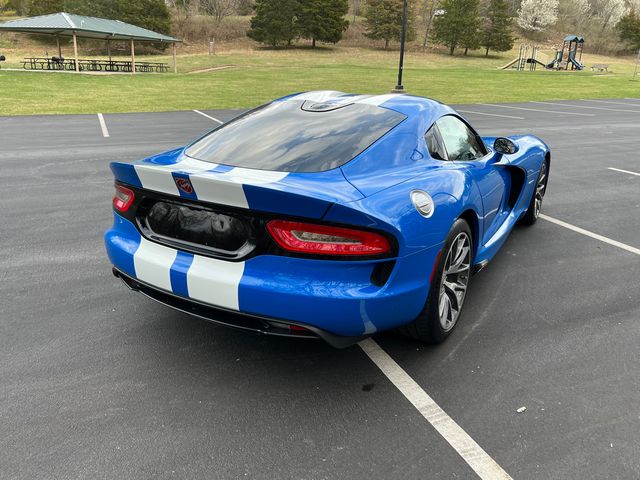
<box><xmin>22</xmin><ymin>57</ymin><xmax>169</xmax><ymax>73</ymax></box>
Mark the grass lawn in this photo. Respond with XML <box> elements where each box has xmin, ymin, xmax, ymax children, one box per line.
<box><xmin>1</xmin><ymin>45</ymin><xmax>640</xmax><ymax>115</ymax></box>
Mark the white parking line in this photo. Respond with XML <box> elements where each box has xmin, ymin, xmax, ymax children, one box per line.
<box><xmin>580</xmin><ymin>99</ymin><xmax>640</xmax><ymax>107</ymax></box>
<box><xmin>97</xmin><ymin>113</ymin><xmax>109</xmax><ymax>138</ymax></box>
<box><xmin>458</xmin><ymin>109</ymin><xmax>524</xmax><ymax>120</ymax></box>
<box><xmin>193</xmin><ymin>109</ymin><xmax>224</xmax><ymax>124</ymax></box>
<box><xmin>478</xmin><ymin>103</ymin><xmax>594</xmax><ymax>117</ymax></box>
<box><xmin>608</xmin><ymin>167</ymin><xmax>640</xmax><ymax>176</ymax></box>
<box><xmin>530</xmin><ymin>100</ymin><xmax>640</xmax><ymax>114</ymax></box>
<box><xmin>540</xmin><ymin>214</ymin><xmax>640</xmax><ymax>256</ymax></box>
<box><xmin>359</xmin><ymin>338</ymin><xmax>513</xmax><ymax>480</ymax></box>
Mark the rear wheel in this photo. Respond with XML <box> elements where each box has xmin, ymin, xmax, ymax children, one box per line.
<box><xmin>400</xmin><ymin>219</ymin><xmax>472</xmax><ymax>343</ymax></box>
<box><xmin>521</xmin><ymin>161</ymin><xmax>548</xmax><ymax>225</ymax></box>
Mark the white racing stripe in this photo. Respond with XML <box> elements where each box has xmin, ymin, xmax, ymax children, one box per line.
<box><xmin>97</xmin><ymin>113</ymin><xmax>109</xmax><ymax>138</ymax></box>
<box><xmin>189</xmin><ymin>174</ymin><xmax>248</xmax><ymax>208</ymax></box>
<box><xmin>291</xmin><ymin>91</ymin><xmax>402</xmax><ymax>107</ymax></box>
<box><xmin>133</xmin><ymin>237</ymin><xmax>177</xmax><ymax>292</ymax></box>
<box><xmin>540</xmin><ymin>214</ymin><xmax>640</xmax><ymax>256</ymax></box>
<box><xmin>187</xmin><ymin>255</ymin><xmax>245</xmax><ymax>310</ymax></box>
<box><xmin>193</xmin><ymin>109</ymin><xmax>224</xmax><ymax>124</ymax></box>
<box><xmin>608</xmin><ymin>167</ymin><xmax>640</xmax><ymax>176</ymax></box>
<box><xmin>359</xmin><ymin>339</ymin><xmax>513</xmax><ymax>480</ymax></box>
<box><xmin>189</xmin><ymin>168</ymin><xmax>288</xmax><ymax>208</ymax></box>
<box><xmin>223</xmin><ymin>167</ymin><xmax>289</xmax><ymax>184</ymax></box>
<box><xmin>457</xmin><ymin>109</ymin><xmax>524</xmax><ymax>120</ymax></box>
<box><xmin>357</xmin><ymin>93</ymin><xmax>401</xmax><ymax>106</ymax></box>
<box><xmin>292</xmin><ymin>90</ymin><xmax>346</xmax><ymax>102</ymax></box>
<box><xmin>134</xmin><ymin>157</ymin><xmax>219</xmax><ymax>196</ymax></box>
<box><xmin>134</xmin><ymin>165</ymin><xmax>180</xmax><ymax>196</ymax></box>
<box><xmin>134</xmin><ymin>154</ymin><xmax>289</xmax><ymax>207</ymax></box>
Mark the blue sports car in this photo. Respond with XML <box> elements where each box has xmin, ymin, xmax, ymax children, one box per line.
<box><xmin>105</xmin><ymin>91</ymin><xmax>549</xmax><ymax>347</ymax></box>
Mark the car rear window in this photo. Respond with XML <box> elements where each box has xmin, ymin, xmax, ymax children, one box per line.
<box><xmin>184</xmin><ymin>100</ymin><xmax>406</xmax><ymax>173</ymax></box>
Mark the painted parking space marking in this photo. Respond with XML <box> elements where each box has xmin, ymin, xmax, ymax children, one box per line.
<box><xmin>608</xmin><ymin>167</ymin><xmax>640</xmax><ymax>177</ymax></box>
<box><xmin>359</xmin><ymin>338</ymin><xmax>513</xmax><ymax>480</ymax></box>
<box><xmin>530</xmin><ymin>100</ymin><xmax>640</xmax><ymax>114</ymax></box>
<box><xmin>457</xmin><ymin>109</ymin><xmax>524</xmax><ymax>120</ymax></box>
<box><xmin>478</xmin><ymin>103</ymin><xmax>595</xmax><ymax>117</ymax></box>
<box><xmin>193</xmin><ymin>109</ymin><xmax>224</xmax><ymax>124</ymax></box>
<box><xmin>540</xmin><ymin>214</ymin><xmax>640</xmax><ymax>256</ymax></box>
<box><xmin>97</xmin><ymin>113</ymin><xmax>109</xmax><ymax>138</ymax></box>
<box><xmin>580</xmin><ymin>99</ymin><xmax>640</xmax><ymax>107</ymax></box>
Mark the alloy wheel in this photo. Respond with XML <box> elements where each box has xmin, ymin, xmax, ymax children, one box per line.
<box><xmin>438</xmin><ymin>232</ymin><xmax>471</xmax><ymax>332</ymax></box>
<box><xmin>534</xmin><ymin>163</ymin><xmax>548</xmax><ymax>218</ymax></box>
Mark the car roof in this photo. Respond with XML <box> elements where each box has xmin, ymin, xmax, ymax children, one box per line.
<box><xmin>275</xmin><ymin>90</ymin><xmax>456</xmax><ymax>122</ymax></box>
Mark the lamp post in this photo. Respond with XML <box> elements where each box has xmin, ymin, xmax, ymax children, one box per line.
<box><xmin>393</xmin><ymin>0</ymin><xmax>409</xmax><ymax>92</ymax></box>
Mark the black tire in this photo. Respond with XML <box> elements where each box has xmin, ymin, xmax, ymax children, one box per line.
<box><xmin>399</xmin><ymin>219</ymin><xmax>473</xmax><ymax>343</ymax></box>
<box><xmin>521</xmin><ymin>160</ymin><xmax>548</xmax><ymax>226</ymax></box>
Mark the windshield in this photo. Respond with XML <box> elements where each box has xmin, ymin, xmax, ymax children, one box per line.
<box><xmin>185</xmin><ymin>100</ymin><xmax>406</xmax><ymax>173</ymax></box>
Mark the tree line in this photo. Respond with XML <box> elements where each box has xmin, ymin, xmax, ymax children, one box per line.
<box><xmin>10</xmin><ymin>0</ymin><xmax>640</xmax><ymax>54</ymax></box>
<box><xmin>6</xmin><ymin>0</ymin><xmax>172</xmax><ymax>34</ymax></box>
<box><xmin>248</xmin><ymin>0</ymin><xmax>349</xmax><ymax>47</ymax></box>
<box><xmin>248</xmin><ymin>0</ymin><xmax>514</xmax><ymax>55</ymax></box>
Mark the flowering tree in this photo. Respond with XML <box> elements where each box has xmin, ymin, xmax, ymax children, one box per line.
<box><xmin>517</xmin><ymin>0</ymin><xmax>559</xmax><ymax>31</ymax></box>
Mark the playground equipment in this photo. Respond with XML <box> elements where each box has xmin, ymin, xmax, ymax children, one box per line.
<box><xmin>501</xmin><ymin>36</ymin><xmax>585</xmax><ymax>72</ymax></box>
<box><xmin>547</xmin><ymin>35</ymin><xmax>584</xmax><ymax>70</ymax></box>
<box><xmin>500</xmin><ymin>45</ymin><xmax>548</xmax><ymax>71</ymax></box>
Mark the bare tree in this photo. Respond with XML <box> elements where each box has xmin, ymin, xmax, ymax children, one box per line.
<box><xmin>422</xmin><ymin>0</ymin><xmax>441</xmax><ymax>47</ymax></box>
<box><xmin>201</xmin><ymin>0</ymin><xmax>240</xmax><ymax>23</ymax></box>
<box><xmin>171</xmin><ymin>0</ymin><xmax>201</xmax><ymax>32</ymax></box>
<box><xmin>588</xmin><ymin>0</ymin><xmax>627</xmax><ymax>33</ymax></box>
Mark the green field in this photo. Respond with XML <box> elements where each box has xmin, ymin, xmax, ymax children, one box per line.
<box><xmin>1</xmin><ymin>46</ymin><xmax>639</xmax><ymax>115</ymax></box>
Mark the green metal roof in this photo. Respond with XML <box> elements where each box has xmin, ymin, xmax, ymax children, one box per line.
<box><xmin>0</xmin><ymin>12</ymin><xmax>180</xmax><ymax>42</ymax></box>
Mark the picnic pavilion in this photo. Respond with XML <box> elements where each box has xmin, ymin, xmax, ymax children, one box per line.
<box><xmin>0</xmin><ymin>12</ymin><xmax>181</xmax><ymax>73</ymax></box>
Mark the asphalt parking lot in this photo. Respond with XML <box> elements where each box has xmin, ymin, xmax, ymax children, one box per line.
<box><xmin>1</xmin><ymin>98</ymin><xmax>639</xmax><ymax>480</ymax></box>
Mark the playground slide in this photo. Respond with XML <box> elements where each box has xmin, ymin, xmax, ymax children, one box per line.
<box><xmin>500</xmin><ymin>58</ymin><xmax>519</xmax><ymax>70</ymax></box>
<box><xmin>569</xmin><ymin>58</ymin><xmax>584</xmax><ymax>70</ymax></box>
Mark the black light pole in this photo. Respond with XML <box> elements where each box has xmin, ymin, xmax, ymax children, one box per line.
<box><xmin>394</xmin><ymin>0</ymin><xmax>408</xmax><ymax>92</ymax></box>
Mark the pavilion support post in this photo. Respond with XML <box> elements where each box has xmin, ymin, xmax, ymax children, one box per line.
<box><xmin>107</xmin><ymin>39</ymin><xmax>111</xmax><ymax>62</ymax></box>
<box><xmin>72</xmin><ymin>32</ymin><xmax>79</xmax><ymax>73</ymax></box>
<box><xmin>56</xmin><ymin>35</ymin><xmax>62</xmax><ymax>58</ymax></box>
<box><xmin>172</xmin><ymin>43</ymin><xmax>177</xmax><ymax>73</ymax></box>
<box><xmin>130</xmin><ymin>38</ymin><xmax>136</xmax><ymax>74</ymax></box>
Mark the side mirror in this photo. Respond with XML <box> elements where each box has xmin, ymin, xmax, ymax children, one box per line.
<box><xmin>493</xmin><ymin>137</ymin><xmax>519</xmax><ymax>155</ymax></box>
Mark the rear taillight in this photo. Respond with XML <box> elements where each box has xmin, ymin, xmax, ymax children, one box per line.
<box><xmin>113</xmin><ymin>184</ymin><xmax>135</xmax><ymax>212</ymax></box>
<box><xmin>267</xmin><ymin>220</ymin><xmax>391</xmax><ymax>256</ymax></box>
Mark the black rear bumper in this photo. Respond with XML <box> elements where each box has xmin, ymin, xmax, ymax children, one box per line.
<box><xmin>112</xmin><ymin>268</ymin><xmax>365</xmax><ymax>348</ymax></box>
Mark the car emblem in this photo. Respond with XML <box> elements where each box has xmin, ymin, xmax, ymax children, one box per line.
<box><xmin>175</xmin><ymin>177</ymin><xmax>193</xmax><ymax>194</ymax></box>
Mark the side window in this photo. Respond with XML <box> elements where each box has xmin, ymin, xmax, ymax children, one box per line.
<box><xmin>435</xmin><ymin>116</ymin><xmax>487</xmax><ymax>161</ymax></box>
<box><xmin>425</xmin><ymin>124</ymin><xmax>447</xmax><ymax>161</ymax></box>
